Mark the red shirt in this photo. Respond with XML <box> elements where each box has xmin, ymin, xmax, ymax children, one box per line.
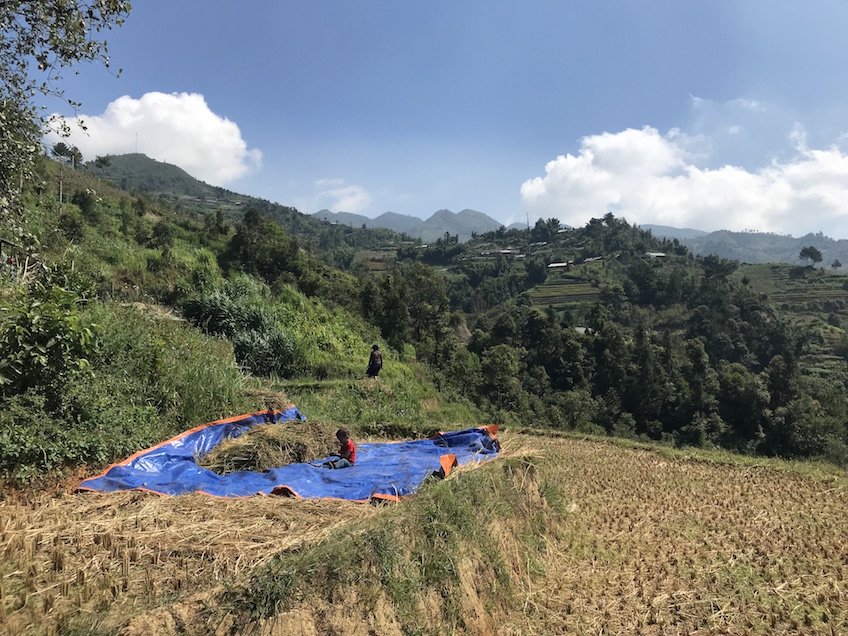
<box><xmin>339</xmin><ymin>440</ymin><xmax>356</xmax><ymax>464</ymax></box>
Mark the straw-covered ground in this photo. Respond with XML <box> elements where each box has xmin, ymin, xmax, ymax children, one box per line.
<box><xmin>0</xmin><ymin>486</ymin><xmax>380</xmax><ymax>635</ymax></box>
<box><xmin>1</xmin><ymin>430</ymin><xmax>847</xmax><ymax>635</ymax></box>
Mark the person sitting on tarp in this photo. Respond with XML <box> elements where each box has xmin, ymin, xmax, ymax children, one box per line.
<box><xmin>366</xmin><ymin>344</ymin><xmax>382</xmax><ymax>378</ymax></box>
<box><xmin>323</xmin><ymin>427</ymin><xmax>356</xmax><ymax>469</ymax></box>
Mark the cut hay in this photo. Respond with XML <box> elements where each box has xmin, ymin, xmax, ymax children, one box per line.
<box><xmin>0</xmin><ymin>489</ymin><xmax>380</xmax><ymax>634</ymax></box>
<box><xmin>198</xmin><ymin>419</ymin><xmax>340</xmax><ymax>474</ymax></box>
<box><xmin>242</xmin><ymin>385</ymin><xmax>292</xmax><ymax>412</ymax></box>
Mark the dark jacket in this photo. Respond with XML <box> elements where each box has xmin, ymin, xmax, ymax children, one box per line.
<box><xmin>367</xmin><ymin>349</ymin><xmax>383</xmax><ymax>377</ymax></box>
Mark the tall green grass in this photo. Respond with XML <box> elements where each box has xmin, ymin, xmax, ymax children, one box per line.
<box><xmin>226</xmin><ymin>457</ymin><xmax>548</xmax><ymax>631</ymax></box>
<box><xmin>80</xmin><ymin>301</ymin><xmax>257</xmax><ymax>428</ymax></box>
<box><xmin>181</xmin><ymin>274</ymin><xmax>386</xmax><ymax>380</ymax></box>
<box><xmin>279</xmin><ymin>365</ymin><xmax>481</xmax><ymax>440</ymax></box>
<box><xmin>0</xmin><ymin>299</ymin><xmax>258</xmax><ymax>481</ymax></box>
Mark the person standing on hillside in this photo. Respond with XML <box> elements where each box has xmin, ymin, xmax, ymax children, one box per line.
<box><xmin>366</xmin><ymin>344</ymin><xmax>383</xmax><ymax>378</ymax></box>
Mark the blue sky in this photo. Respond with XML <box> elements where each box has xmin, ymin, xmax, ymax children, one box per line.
<box><xmin>46</xmin><ymin>1</ymin><xmax>848</xmax><ymax>237</ymax></box>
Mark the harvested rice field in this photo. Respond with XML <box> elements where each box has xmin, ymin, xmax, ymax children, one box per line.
<box><xmin>1</xmin><ymin>432</ymin><xmax>846</xmax><ymax>635</ymax></box>
<box><xmin>0</xmin><ymin>490</ymin><xmax>381</xmax><ymax>635</ymax></box>
<box><xmin>515</xmin><ymin>436</ymin><xmax>848</xmax><ymax>635</ymax></box>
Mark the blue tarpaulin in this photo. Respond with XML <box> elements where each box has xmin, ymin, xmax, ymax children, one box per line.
<box><xmin>79</xmin><ymin>407</ymin><xmax>500</xmax><ymax>501</ymax></box>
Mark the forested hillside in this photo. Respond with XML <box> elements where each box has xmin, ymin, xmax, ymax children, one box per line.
<box><xmin>2</xmin><ymin>153</ymin><xmax>848</xmax><ymax>483</ymax></box>
<box><xmin>87</xmin><ymin>153</ymin><xmax>416</xmax><ymax>270</ymax></box>
<box><xmin>668</xmin><ymin>227</ymin><xmax>848</xmax><ymax>266</ymax></box>
<box><xmin>384</xmin><ymin>215</ymin><xmax>848</xmax><ymax>464</ymax></box>
<box><xmin>0</xmin><ymin>154</ymin><xmax>477</xmax><ymax>481</ymax></box>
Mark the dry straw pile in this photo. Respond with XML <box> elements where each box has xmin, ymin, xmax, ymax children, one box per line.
<box><xmin>0</xmin><ymin>487</ymin><xmax>381</xmax><ymax>634</ymax></box>
<box><xmin>6</xmin><ymin>429</ymin><xmax>845</xmax><ymax>635</ymax></box>
<box><xmin>198</xmin><ymin>419</ymin><xmax>339</xmax><ymax>474</ymax></box>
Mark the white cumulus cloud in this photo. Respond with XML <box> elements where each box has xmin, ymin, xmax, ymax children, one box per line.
<box><xmin>45</xmin><ymin>92</ymin><xmax>261</xmax><ymax>185</ymax></box>
<box><xmin>520</xmin><ymin>126</ymin><xmax>848</xmax><ymax>237</ymax></box>
<box><xmin>312</xmin><ymin>178</ymin><xmax>372</xmax><ymax>213</ymax></box>
<box><xmin>727</xmin><ymin>98</ymin><xmax>765</xmax><ymax>112</ymax></box>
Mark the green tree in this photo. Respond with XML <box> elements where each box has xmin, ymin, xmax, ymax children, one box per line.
<box><xmin>374</xmin><ymin>273</ymin><xmax>410</xmax><ymax>350</ymax></box>
<box><xmin>763</xmin><ymin>354</ymin><xmax>798</xmax><ymax>411</ymax></box>
<box><xmin>530</xmin><ymin>217</ymin><xmax>561</xmax><ymax>243</ymax></box>
<box><xmin>481</xmin><ymin>344</ymin><xmax>524</xmax><ymax>411</ymax></box>
<box><xmin>57</xmin><ymin>210</ymin><xmax>84</xmax><ymax>242</ymax></box>
<box><xmin>151</xmin><ymin>219</ymin><xmax>175</xmax><ymax>249</ymax></box>
<box><xmin>681</xmin><ymin>338</ymin><xmax>719</xmax><ymax>417</ymax></box>
<box><xmin>591</xmin><ymin>321</ymin><xmax>630</xmax><ymax>399</ymax></box>
<box><xmin>222</xmin><ymin>208</ymin><xmax>300</xmax><ymax>284</ymax></box>
<box><xmin>71</xmin><ymin>188</ymin><xmax>99</xmax><ymax>223</ymax></box>
<box><xmin>0</xmin><ymin>281</ymin><xmax>98</xmax><ymax>408</ymax></box>
<box><xmin>404</xmin><ymin>262</ymin><xmax>449</xmax><ymax>345</ymax></box>
<box><xmin>524</xmin><ymin>255</ymin><xmax>548</xmax><ymax>286</ymax></box>
<box><xmin>52</xmin><ymin>142</ymin><xmax>83</xmax><ymax>168</ymax></box>
<box><xmin>369</xmin><ymin>263</ymin><xmax>449</xmax><ymax>356</ymax></box>
<box><xmin>0</xmin><ymin>0</ymin><xmax>131</xmax><ymax>222</ymax></box>
<box><xmin>215</xmin><ymin>209</ymin><xmax>227</xmax><ymax>234</ymax></box>
<box><xmin>701</xmin><ymin>254</ymin><xmax>739</xmax><ymax>280</ymax></box>
<box><xmin>51</xmin><ymin>142</ymin><xmax>70</xmax><ymax>160</ymax></box>
<box><xmin>434</xmin><ymin>340</ymin><xmax>482</xmax><ymax>396</ymax></box>
<box><xmin>716</xmin><ymin>361</ymin><xmax>768</xmax><ymax>449</ymax></box>
<box><xmin>799</xmin><ymin>245</ymin><xmax>823</xmax><ymax>267</ymax></box>
<box><xmin>831</xmin><ymin>258</ymin><xmax>842</xmax><ymax>271</ymax></box>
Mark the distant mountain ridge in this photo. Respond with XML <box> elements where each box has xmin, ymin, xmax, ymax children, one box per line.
<box><xmin>682</xmin><ymin>230</ymin><xmax>848</xmax><ymax>266</ymax></box>
<box><xmin>85</xmin><ymin>154</ymin><xmax>845</xmax><ymax>262</ymax></box>
<box><xmin>640</xmin><ymin>224</ymin><xmax>709</xmax><ymax>240</ymax></box>
<box><xmin>313</xmin><ymin>208</ymin><xmax>504</xmax><ymax>242</ymax></box>
<box><xmin>89</xmin><ymin>154</ymin><xmax>505</xmax><ymax>242</ymax></box>
<box><xmin>644</xmin><ymin>224</ymin><xmax>848</xmax><ymax>265</ymax></box>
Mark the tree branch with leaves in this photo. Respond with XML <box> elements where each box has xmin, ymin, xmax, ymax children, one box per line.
<box><xmin>0</xmin><ymin>0</ymin><xmax>131</xmax><ymax>227</ymax></box>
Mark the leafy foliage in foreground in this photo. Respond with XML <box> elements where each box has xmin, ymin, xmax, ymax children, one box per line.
<box><xmin>0</xmin><ymin>276</ymin><xmax>97</xmax><ymax>406</ymax></box>
<box><xmin>0</xmin><ymin>292</ymin><xmax>257</xmax><ymax>480</ymax></box>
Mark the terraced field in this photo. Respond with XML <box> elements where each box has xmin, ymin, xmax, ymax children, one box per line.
<box><xmin>519</xmin><ymin>436</ymin><xmax>848</xmax><ymax>635</ymax></box>
<box><xmin>731</xmin><ymin>264</ymin><xmax>848</xmax><ymax>381</ymax></box>
<box><xmin>530</xmin><ymin>278</ymin><xmax>600</xmax><ymax>307</ymax></box>
<box><xmin>353</xmin><ymin>248</ymin><xmax>397</xmax><ymax>272</ymax></box>
<box><xmin>4</xmin><ymin>432</ymin><xmax>845</xmax><ymax>635</ymax></box>
<box><xmin>737</xmin><ymin>264</ymin><xmax>848</xmax><ymax>314</ymax></box>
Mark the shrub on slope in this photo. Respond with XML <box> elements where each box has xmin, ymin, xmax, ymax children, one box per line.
<box><xmin>0</xmin><ymin>293</ymin><xmax>257</xmax><ymax>481</ymax></box>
